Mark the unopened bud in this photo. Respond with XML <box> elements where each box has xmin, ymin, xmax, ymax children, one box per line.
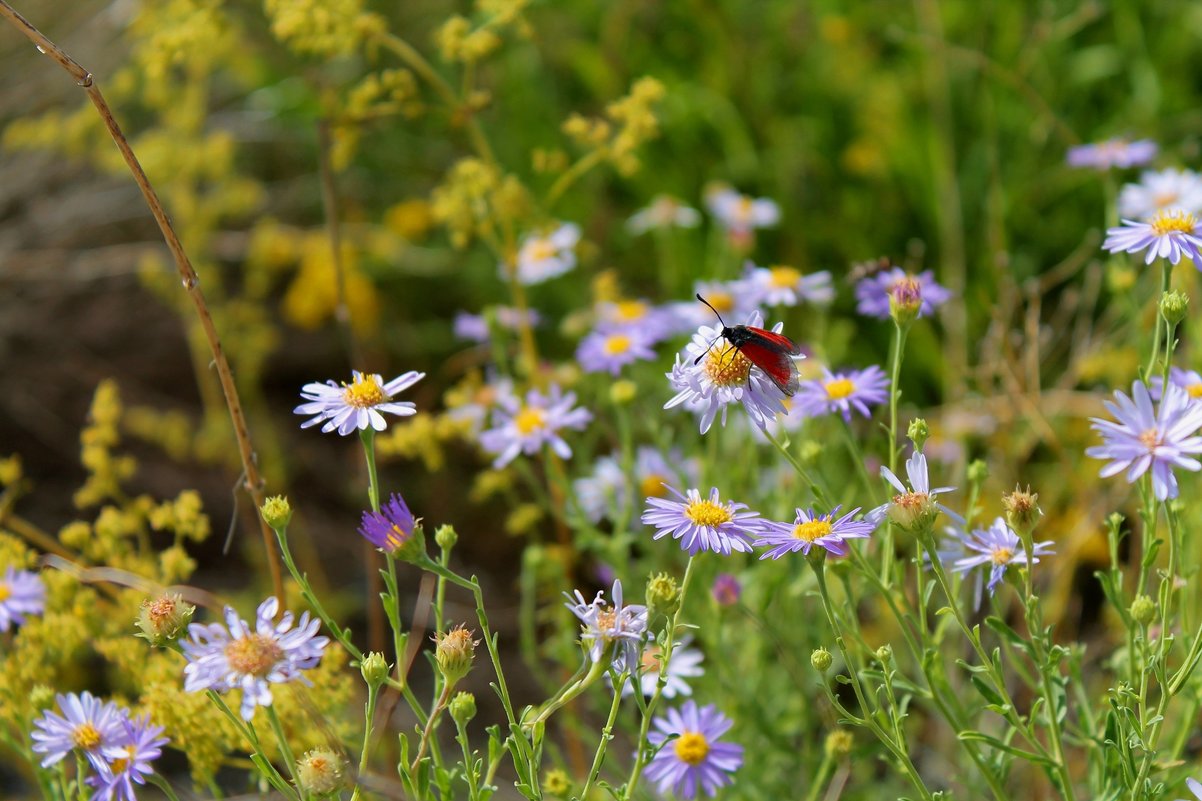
<box><xmin>889</xmin><ymin>276</ymin><xmax>923</xmax><ymax>325</ymax></box>
<box><xmin>1003</xmin><ymin>485</ymin><xmax>1041</xmax><ymax>533</ymax></box>
<box><xmin>825</xmin><ymin>730</ymin><xmax>854</xmax><ymax>758</ymax></box>
<box><xmin>435</xmin><ymin>524</ymin><xmax>458</xmax><ymax>552</ymax></box>
<box><xmin>360</xmin><ymin>651</ymin><xmax>390</xmax><ymax>689</ymax></box>
<box><xmin>1160</xmin><ymin>289</ymin><xmax>1190</xmax><ymax>326</ymax></box>
<box><xmin>966</xmin><ymin>459</ymin><xmax>989</xmax><ymax>485</ymax></box>
<box><xmin>434</xmin><ymin>624</ymin><xmax>478</xmax><ymax>685</ymax></box>
<box><xmin>811</xmin><ymin>647</ymin><xmax>833</xmax><ymax>672</ymax></box>
<box><xmin>907</xmin><ymin>418</ymin><xmax>929</xmax><ymax>451</ymax></box>
<box><xmin>260</xmin><ymin>496</ymin><xmax>293</xmax><ymax>531</ymax></box>
<box><xmin>645</xmin><ymin>572</ymin><xmax>681</xmax><ymax>618</ymax></box>
<box><xmin>1130</xmin><ymin>595</ymin><xmax>1156</xmax><ymax>626</ymax></box>
<box><xmin>135</xmin><ymin>593</ymin><xmax>195</xmax><ymax>646</ymax></box>
<box><xmin>875</xmin><ymin>645</ymin><xmax>892</xmax><ymax>664</ymax></box>
<box><xmin>296</xmin><ymin>748</ymin><xmax>346</xmax><ymax>796</ymax></box>
<box><xmin>449</xmin><ymin>691</ymin><xmax>477</xmax><ymax>725</ymax></box>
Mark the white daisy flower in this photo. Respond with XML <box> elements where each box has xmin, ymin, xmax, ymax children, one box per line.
<box><xmin>295</xmin><ymin>370</ymin><xmax>425</xmax><ymax>436</ymax></box>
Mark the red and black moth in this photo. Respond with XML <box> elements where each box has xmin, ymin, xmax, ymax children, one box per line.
<box><xmin>694</xmin><ymin>294</ymin><xmax>803</xmax><ymax>396</ymax></box>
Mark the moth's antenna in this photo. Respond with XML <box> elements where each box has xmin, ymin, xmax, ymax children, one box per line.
<box><xmin>695</xmin><ymin>293</ymin><xmax>727</xmax><ymax>329</ymax></box>
<box><xmin>693</xmin><ymin>332</ymin><xmax>724</xmax><ymax>365</ymax></box>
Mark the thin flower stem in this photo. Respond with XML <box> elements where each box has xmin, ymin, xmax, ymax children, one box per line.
<box><xmin>545</xmin><ymin>149</ymin><xmax>608</xmax><ymax>210</ymax></box>
<box><xmin>1144</xmin><ymin>260</ymin><xmax>1171</xmax><ymax>381</ymax></box>
<box><xmin>266</xmin><ymin>704</ymin><xmax>299</xmax><ymax>787</ymax></box>
<box><xmin>411</xmin><ymin>683</ymin><xmax>453</xmax><ymax>773</ymax></box>
<box><xmin>882</xmin><ymin>321</ymin><xmax>909</xmax><ymax>585</ymax></box>
<box><xmin>580</xmin><ymin>672</ymin><xmax>628</xmax><ymax>800</ymax></box>
<box><xmin>272</xmin><ymin>527</ymin><xmax>363</xmax><ymax>661</ymax></box>
<box><xmin>763</xmin><ymin>426</ymin><xmax>830</xmax><ymax>506</ymax></box>
<box><xmin>350</xmin><ymin>683</ymin><xmax>380</xmax><ymax>801</ymax></box>
<box><xmin>360</xmin><ymin>430</ymin><xmax>381</xmax><ymax>514</ymax></box>
<box><xmin>205</xmin><ymin>692</ymin><xmax>298</xmax><ymax>800</ymax></box>
<box><xmin>73</xmin><ymin>753</ymin><xmax>86</xmax><ymax>801</ymax></box>
<box><xmin>455</xmin><ymin>715</ymin><xmax>483</xmax><ymax>801</ymax></box>
<box><xmin>801</xmin><ymin>750</ymin><xmax>835</xmax><ymax>801</ymax></box>
<box><xmin>0</xmin><ymin>0</ymin><xmax>285</xmax><ymax>605</ymax></box>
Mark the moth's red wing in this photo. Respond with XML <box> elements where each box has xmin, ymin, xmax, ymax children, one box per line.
<box><xmin>737</xmin><ymin>341</ymin><xmax>800</xmax><ymax>396</ymax></box>
<box><xmin>741</xmin><ymin>326</ymin><xmax>803</xmax><ymax>355</ymax></box>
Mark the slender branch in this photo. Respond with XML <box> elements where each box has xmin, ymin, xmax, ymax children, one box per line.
<box><xmin>0</xmin><ymin>1</ymin><xmax>284</xmax><ymax>604</ymax></box>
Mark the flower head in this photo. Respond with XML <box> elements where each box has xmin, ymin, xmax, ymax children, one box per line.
<box><xmin>754</xmin><ymin>506</ymin><xmax>874</xmax><ymax>559</ymax></box>
<box><xmin>945</xmin><ymin>517</ymin><xmax>1053</xmax><ymax>605</ymax></box>
<box><xmin>793</xmin><ymin>366</ymin><xmax>889</xmax><ymax>422</ymax></box>
<box><xmin>710</xmin><ymin>573</ymin><xmax>741</xmax><ymax>606</ymax></box>
<box><xmin>506</xmin><ymin>223</ymin><xmax>581</xmax><ymax>284</ymax></box>
<box><xmin>706</xmin><ymin>187</ymin><xmax>779</xmax><ymax>235</ymax></box>
<box><xmin>855</xmin><ymin>268</ymin><xmax>950</xmax><ymax>320</ymax></box>
<box><xmin>87</xmin><ymin>715</ymin><xmax>169</xmax><ymax>801</ymax></box>
<box><xmin>595</xmin><ymin>299</ymin><xmax>677</xmax><ymax>344</ymax></box>
<box><xmin>1086</xmin><ymin>381</ymin><xmax>1202</xmax><ymax>501</ymax></box>
<box><xmin>1119</xmin><ymin>168</ymin><xmax>1202</xmax><ymax>219</ymax></box>
<box><xmin>1066</xmin><ymin>137</ymin><xmax>1157</xmax><ymax>170</ymax></box>
<box><xmin>31</xmin><ymin>692</ymin><xmax>128</xmax><ymax>772</ymax></box>
<box><xmin>182</xmin><ymin>597</ymin><xmax>329</xmax><ymax>720</ymax></box>
<box><xmin>359</xmin><ymin>493</ymin><xmax>420</xmax><ymax>556</ymax></box>
<box><xmin>741</xmin><ymin>263</ymin><xmax>834</xmax><ymax>307</ymax></box>
<box><xmin>478</xmin><ymin>385</ymin><xmax>592</xmax><ymax>468</ymax></box>
<box><xmin>453</xmin><ymin>306</ymin><xmax>541</xmax><ymax>343</ymax></box>
<box><xmin>0</xmin><ymin>566</ymin><xmax>44</xmax><ymax>632</ymax></box>
<box><xmin>666</xmin><ymin>280</ymin><xmax>761</xmax><ymax>334</ymax></box>
<box><xmin>563</xmin><ymin>580</ymin><xmax>648</xmax><ymax>672</ymax></box>
<box><xmin>1178</xmin><ymin>777</ymin><xmax>1202</xmax><ymax>801</ymax></box>
<box><xmin>664</xmin><ymin>310</ymin><xmax>789</xmax><ymax>434</ymax></box>
<box><xmin>577</xmin><ymin>327</ymin><xmax>657</xmax><ymax>376</ymax></box>
<box><xmin>645</xmin><ymin>701</ymin><xmax>743</xmax><ymax>799</ymax></box>
<box><xmin>627</xmin><ymin>195</ymin><xmax>701</xmax><ymax>234</ymax></box>
<box><xmin>295</xmin><ymin>371</ymin><xmax>424</xmax><ymax>436</ymax></box>
<box><xmin>573</xmin><ymin>447</ymin><xmax>697</xmax><ymax>524</ymax></box>
<box><xmin>642</xmin><ymin>486</ymin><xmax>764</xmax><ymax>555</ymax></box>
<box><xmin>1151</xmin><ymin>367</ymin><xmax>1202</xmax><ymax>403</ymax></box>
<box><xmin>1103</xmin><ymin>210</ymin><xmax>1202</xmax><ymax>265</ymax></box>
<box><xmin>869</xmin><ymin>451</ymin><xmax>955</xmax><ymax>532</ymax></box>
<box><xmin>624</xmin><ymin>639</ymin><xmax>704</xmax><ymax>699</ymax></box>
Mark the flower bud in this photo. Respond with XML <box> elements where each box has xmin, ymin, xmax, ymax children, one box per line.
<box><xmin>296</xmin><ymin>748</ymin><xmax>346</xmax><ymax>797</ymax></box>
<box><xmin>609</xmin><ymin>380</ymin><xmax>637</xmax><ymax>405</ymax></box>
<box><xmin>875</xmin><ymin>645</ymin><xmax>892</xmax><ymax>664</ymax></box>
<box><xmin>435</xmin><ymin>524</ymin><xmax>458</xmax><ymax>552</ymax></box>
<box><xmin>1160</xmin><ymin>289</ymin><xmax>1190</xmax><ymax>326</ymax></box>
<box><xmin>889</xmin><ymin>276</ymin><xmax>923</xmax><ymax>325</ymax></box>
<box><xmin>811</xmin><ymin>647</ymin><xmax>833</xmax><ymax>672</ymax></box>
<box><xmin>886</xmin><ymin>492</ymin><xmax>938</xmax><ymax>534</ymax></box>
<box><xmin>135</xmin><ymin>593</ymin><xmax>195</xmax><ymax>646</ymax></box>
<box><xmin>824</xmin><ymin>730</ymin><xmax>854</xmax><ymax>758</ymax></box>
<box><xmin>434</xmin><ymin>624</ymin><xmax>478</xmax><ymax>685</ymax></box>
<box><xmin>360</xmin><ymin>651</ymin><xmax>390</xmax><ymax>689</ymax></box>
<box><xmin>1003</xmin><ymin>485</ymin><xmax>1041</xmax><ymax>533</ymax></box>
<box><xmin>1130</xmin><ymin>595</ymin><xmax>1156</xmax><ymax>626</ymax></box>
<box><xmin>966</xmin><ymin>459</ymin><xmax>989</xmax><ymax>484</ymax></box>
<box><xmin>645</xmin><ymin>572</ymin><xmax>681</xmax><ymax>618</ymax></box>
<box><xmin>907</xmin><ymin>418</ymin><xmax>929</xmax><ymax>451</ymax></box>
<box><xmin>449</xmin><ymin>691</ymin><xmax>477</xmax><ymax>726</ymax></box>
<box><xmin>260</xmin><ymin>496</ymin><xmax>293</xmax><ymax>531</ymax></box>
<box><xmin>542</xmin><ymin>768</ymin><xmax>572</xmax><ymax>798</ymax></box>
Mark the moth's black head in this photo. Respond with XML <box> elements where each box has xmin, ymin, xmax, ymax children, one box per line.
<box><xmin>722</xmin><ymin>325</ymin><xmax>751</xmax><ymax>346</ymax></box>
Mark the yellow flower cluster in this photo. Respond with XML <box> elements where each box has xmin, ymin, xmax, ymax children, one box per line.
<box><xmin>344</xmin><ymin>69</ymin><xmax>424</xmax><ymax>123</ymax></box>
<box><xmin>431</xmin><ymin>158</ymin><xmax>531</xmax><ymax>248</ymax></box>
<box><xmin>263</xmin><ymin>0</ymin><xmax>375</xmax><ymax>58</ymax></box>
<box><xmin>560</xmin><ymin>77</ymin><xmax>666</xmax><ymax>175</ymax></box>
<box><xmin>434</xmin><ymin>0</ymin><xmax>531</xmax><ymax>64</ymax></box>
<box><xmin>376</xmin><ymin>413</ymin><xmax>465</xmax><ymax>472</ymax></box>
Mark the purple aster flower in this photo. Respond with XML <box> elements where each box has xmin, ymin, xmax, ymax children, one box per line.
<box><xmin>1066</xmin><ymin>137</ymin><xmax>1157</xmax><ymax>170</ymax></box>
<box><xmin>740</xmin><ymin>263</ymin><xmax>835</xmax><ymax>307</ymax></box>
<box><xmin>1151</xmin><ymin>367</ymin><xmax>1202</xmax><ymax>402</ymax></box>
<box><xmin>627</xmin><ymin>195</ymin><xmax>701</xmax><ymax>234</ymax></box>
<box><xmin>595</xmin><ymin>299</ymin><xmax>676</xmax><ymax>345</ymax></box>
<box><xmin>295</xmin><ymin>370</ymin><xmax>425</xmax><ymax>436</ymax></box>
<box><xmin>577</xmin><ymin>327</ymin><xmax>657</xmax><ymax>376</ymax></box>
<box><xmin>87</xmin><ymin>715</ymin><xmax>169</xmax><ymax>801</ymax></box>
<box><xmin>664</xmin><ymin>310</ymin><xmax>790</xmax><ymax>434</ymax></box>
<box><xmin>1103</xmin><ymin>210</ymin><xmax>1202</xmax><ymax>265</ymax></box>
<box><xmin>710</xmin><ymin>573</ymin><xmax>741</xmax><ymax>606</ymax></box>
<box><xmin>359</xmin><ymin>493</ymin><xmax>418</xmax><ymax>554</ymax></box>
<box><xmin>793</xmin><ymin>366</ymin><xmax>889</xmax><ymax>422</ymax></box>
<box><xmin>855</xmin><ymin>267</ymin><xmax>950</xmax><ymax>320</ymax></box>
<box><xmin>868</xmin><ymin>451</ymin><xmax>955</xmax><ymax>532</ymax></box>
<box><xmin>182</xmin><ymin>597</ymin><xmax>329</xmax><ymax>720</ymax></box>
<box><xmin>1178</xmin><ymin>777</ymin><xmax>1202</xmax><ymax>801</ymax></box>
<box><xmin>0</xmin><ymin>566</ymin><xmax>45</xmax><ymax>631</ymax></box>
<box><xmin>453</xmin><ymin>312</ymin><xmax>490</xmax><ymax>343</ymax></box>
<box><xmin>445</xmin><ymin>375</ymin><xmax>516</xmax><ymax>436</ymax></box>
<box><xmin>563</xmin><ymin>580</ymin><xmax>648</xmax><ymax>672</ymax></box>
<box><xmin>705</xmin><ymin>187</ymin><xmax>780</xmax><ymax>235</ymax></box>
<box><xmin>946</xmin><ymin>517</ymin><xmax>1054</xmax><ymax>604</ymax></box>
<box><xmin>645</xmin><ymin>701</ymin><xmax>743</xmax><ymax>799</ymax></box>
<box><xmin>641</xmin><ymin>486</ymin><xmax>764</xmax><ymax>555</ymax></box>
<box><xmin>503</xmin><ymin>222</ymin><xmax>581</xmax><ymax>285</ymax></box>
<box><xmin>478</xmin><ymin>385</ymin><xmax>592</xmax><ymax>468</ymax></box>
<box><xmin>31</xmin><ymin>692</ymin><xmax>128</xmax><ymax>772</ymax></box>
<box><xmin>1086</xmin><ymin>381</ymin><xmax>1202</xmax><ymax>501</ymax></box>
<box><xmin>754</xmin><ymin>506</ymin><xmax>874</xmax><ymax>559</ymax></box>
<box><xmin>1119</xmin><ymin>169</ymin><xmax>1202</xmax><ymax>220</ymax></box>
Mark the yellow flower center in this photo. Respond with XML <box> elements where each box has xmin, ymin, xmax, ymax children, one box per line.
<box><xmin>793</xmin><ymin>520</ymin><xmax>832</xmax><ymax>542</ymax></box>
<box><xmin>527</xmin><ymin>239</ymin><xmax>557</xmax><ymax>261</ymax></box>
<box><xmin>109</xmin><ymin>746</ymin><xmax>135</xmax><ymax>775</ymax></box>
<box><xmin>1188</xmin><ymin>383</ymin><xmax>1202</xmax><ymax>398</ymax></box>
<box><xmin>893</xmin><ymin>491</ymin><xmax>929</xmax><ymax>511</ymax></box>
<box><xmin>225</xmin><ymin>633</ymin><xmax>284</xmax><ymax>678</ymax></box>
<box><xmin>685</xmin><ymin>499</ymin><xmax>732</xmax><ymax>528</ymax></box>
<box><xmin>72</xmin><ymin>723</ymin><xmax>102</xmax><ymax>751</ymax></box>
<box><xmin>674</xmin><ymin>732</ymin><xmax>710</xmax><ymax>765</ymax></box>
<box><xmin>770</xmin><ymin>266</ymin><xmax>801</xmax><ymax>288</ymax></box>
<box><xmin>603</xmin><ymin>334</ymin><xmax>632</xmax><ymax>356</ymax></box>
<box><xmin>1150</xmin><ymin>210</ymin><xmax>1198</xmax><ymax>236</ymax></box>
<box><xmin>824</xmin><ymin>378</ymin><xmax>855</xmax><ymax>400</ymax></box>
<box><xmin>514</xmin><ymin>407</ymin><xmax>546</xmax><ymax>436</ymax></box>
<box><xmin>704</xmin><ymin>343</ymin><xmax>752</xmax><ymax>387</ymax></box>
<box><xmin>0</xmin><ymin>583</ymin><xmax>10</xmax><ymax>602</ymax></box>
<box><xmin>595</xmin><ymin>606</ymin><xmax>617</xmax><ymax>634</ymax></box>
<box><xmin>640</xmin><ymin>474</ymin><xmax>670</xmax><ymax>498</ymax></box>
<box><xmin>1139</xmin><ymin>428</ymin><xmax>1162</xmax><ymax>451</ymax></box>
<box><xmin>735</xmin><ymin>197</ymin><xmax>753</xmax><ymax>220</ymax></box>
<box><xmin>385</xmin><ymin>524</ymin><xmax>410</xmax><ymax>550</ymax></box>
<box><xmin>991</xmin><ymin>547</ymin><xmax>1014</xmax><ymax>566</ymax></box>
<box><xmin>707</xmin><ymin>292</ymin><xmax>734</xmax><ymax>313</ymax></box>
<box><xmin>614</xmin><ymin>300</ymin><xmax>648</xmax><ymax>322</ymax></box>
<box><xmin>343</xmin><ymin>374</ymin><xmax>387</xmax><ymax>408</ymax></box>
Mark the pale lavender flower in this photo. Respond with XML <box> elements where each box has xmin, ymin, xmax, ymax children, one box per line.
<box><xmin>625</xmin><ymin>639</ymin><xmax>705</xmax><ymax>699</ymax></box>
<box><xmin>182</xmin><ymin>597</ymin><xmax>329</xmax><ymax>720</ymax></box>
<box><xmin>645</xmin><ymin>701</ymin><xmax>743</xmax><ymax>799</ymax></box>
<box><xmin>664</xmin><ymin>310</ymin><xmax>789</xmax><ymax>434</ymax></box>
<box><xmin>478</xmin><ymin>386</ymin><xmax>592</xmax><ymax>467</ymax></box>
<box><xmin>1151</xmin><ymin>367</ymin><xmax>1202</xmax><ymax>402</ymax></box>
<box><xmin>948</xmin><ymin>517</ymin><xmax>1054</xmax><ymax>601</ymax></box>
<box><xmin>666</xmin><ymin>279</ymin><xmax>761</xmax><ymax>333</ymax></box>
<box><xmin>1119</xmin><ymin>169</ymin><xmax>1202</xmax><ymax>219</ymax></box>
<box><xmin>88</xmin><ymin>716</ymin><xmax>169</xmax><ymax>801</ymax></box>
<box><xmin>595</xmin><ymin>299</ymin><xmax>676</xmax><ymax>344</ymax></box>
<box><xmin>574</xmin><ymin>447</ymin><xmax>698</xmax><ymax>524</ymax></box>
<box><xmin>577</xmin><ymin>327</ymin><xmax>657</xmax><ymax>375</ymax></box>
<box><xmin>711</xmin><ymin>573</ymin><xmax>741</xmax><ymax>606</ymax></box>
<box><xmin>359</xmin><ymin>493</ymin><xmax>418</xmax><ymax>554</ymax></box>
<box><xmin>505</xmin><ymin>222</ymin><xmax>581</xmax><ymax>284</ymax></box>
<box><xmin>741</xmin><ymin>263</ymin><xmax>834</xmax><ymax>307</ymax></box>
<box><xmin>869</xmin><ymin>451</ymin><xmax>955</xmax><ymax>531</ymax></box>
<box><xmin>453</xmin><ymin>307</ymin><xmax>542</xmax><ymax>343</ymax></box>
<box><xmin>855</xmin><ymin>268</ymin><xmax>950</xmax><ymax>320</ymax></box>
<box><xmin>1177</xmin><ymin>777</ymin><xmax>1202</xmax><ymax>801</ymax></box>
<box><xmin>1086</xmin><ymin>381</ymin><xmax>1202</xmax><ymax>501</ymax></box>
<box><xmin>1103</xmin><ymin>210</ymin><xmax>1202</xmax><ymax>265</ymax></box>
<box><xmin>1066</xmin><ymin>137</ymin><xmax>1157</xmax><ymax>170</ymax></box>
<box><xmin>445</xmin><ymin>375</ymin><xmax>516</xmax><ymax>436</ymax></box>
<box><xmin>564</xmin><ymin>580</ymin><xmax>647</xmax><ymax>672</ymax></box>
<box><xmin>793</xmin><ymin>366</ymin><xmax>889</xmax><ymax>421</ymax></box>
<box><xmin>627</xmin><ymin>195</ymin><xmax>701</xmax><ymax>234</ymax></box>
<box><xmin>31</xmin><ymin>692</ymin><xmax>128</xmax><ymax>771</ymax></box>
<box><xmin>0</xmin><ymin>566</ymin><xmax>44</xmax><ymax>631</ymax></box>
<box><xmin>706</xmin><ymin>187</ymin><xmax>780</xmax><ymax>235</ymax></box>
<box><xmin>295</xmin><ymin>370</ymin><xmax>424</xmax><ymax>436</ymax></box>
<box><xmin>755</xmin><ymin>506</ymin><xmax>873</xmax><ymax>559</ymax></box>
<box><xmin>641</xmin><ymin>486</ymin><xmax>763</xmax><ymax>555</ymax></box>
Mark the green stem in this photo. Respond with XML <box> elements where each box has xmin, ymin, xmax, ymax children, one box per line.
<box><xmin>360</xmin><ymin>428</ymin><xmax>380</xmax><ymax>513</ymax></box>
<box><xmin>272</xmin><ymin>526</ymin><xmax>363</xmax><ymax>661</ymax></box>
<box><xmin>350</xmin><ymin>682</ymin><xmax>381</xmax><ymax>801</ymax></box>
<box><xmin>266</xmin><ymin>705</ymin><xmax>299</xmax><ymax>788</ymax></box>
<box><xmin>580</xmin><ymin>672</ymin><xmax>628</xmax><ymax>800</ymax></box>
<box><xmin>544</xmin><ymin>149</ymin><xmax>608</xmax><ymax>210</ymax></box>
<box><xmin>882</xmin><ymin>321</ymin><xmax>910</xmax><ymax>585</ymax></box>
<box><xmin>1144</xmin><ymin>260</ymin><xmax>1171</xmax><ymax>382</ymax></box>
